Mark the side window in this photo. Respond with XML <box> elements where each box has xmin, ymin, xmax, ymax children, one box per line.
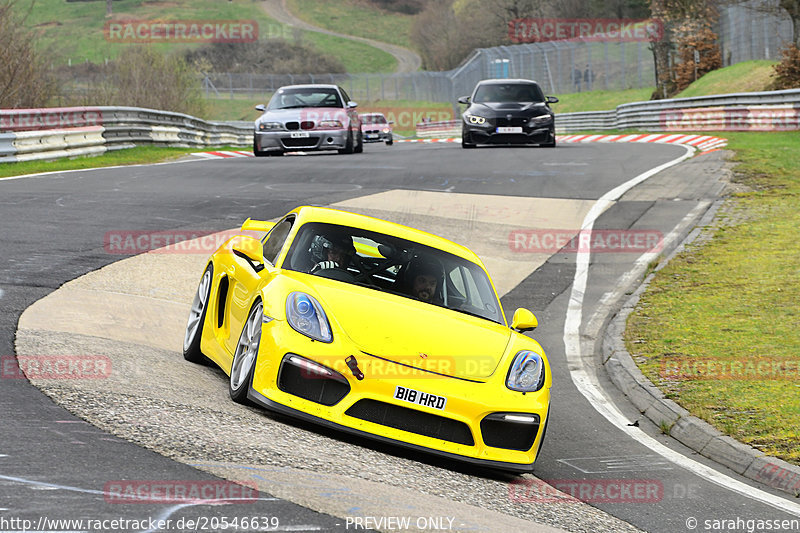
<box><xmin>339</xmin><ymin>87</ymin><xmax>351</xmax><ymax>105</ymax></box>
<box><xmin>262</xmin><ymin>216</ymin><xmax>294</xmax><ymax>265</ymax></box>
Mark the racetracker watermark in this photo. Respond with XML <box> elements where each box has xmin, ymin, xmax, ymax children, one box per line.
<box><xmin>509</xmin><ymin>478</ymin><xmax>663</xmax><ymax>504</ymax></box>
<box><xmin>509</xmin><ymin>229</ymin><xmax>663</xmax><ymax>254</ymax></box>
<box><xmin>509</xmin><ymin>18</ymin><xmax>664</xmax><ymax>43</ymax></box>
<box><xmin>103</xmin><ymin>480</ymin><xmax>258</xmax><ymax>504</ymax></box>
<box><xmin>660</xmin><ymin>357</ymin><xmax>800</xmax><ymax>381</ymax></box>
<box><xmin>1</xmin><ymin>355</ymin><xmax>111</xmax><ymax>380</ymax></box>
<box><xmin>0</xmin><ymin>107</ymin><xmax>102</xmax><ymax>132</ymax></box>
<box><xmin>294</xmin><ymin>355</ymin><xmax>499</xmax><ymax>380</ymax></box>
<box><xmin>104</xmin><ymin>20</ymin><xmax>259</xmax><ymax>43</ymax></box>
<box><xmin>754</xmin><ymin>463</ymin><xmax>800</xmax><ymax>494</ymax></box>
<box><xmin>104</xmin><ymin>229</ymin><xmax>262</xmax><ymax>255</ymax></box>
<box><xmin>365</xmin><ymin>107</ymin><xmax>454</xmax><ymax>130</ymax></box>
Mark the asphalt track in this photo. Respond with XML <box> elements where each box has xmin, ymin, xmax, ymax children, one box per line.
<box><xmin>2</xmin><ymin>141</ymin><xmax>799</xmax><ymax>532</ymax></box>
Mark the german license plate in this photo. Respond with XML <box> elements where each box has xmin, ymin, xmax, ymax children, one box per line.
<box><xmin>496</xmin><ymin>126</ymin><xmax>522</xmax><ymax>133</ymax></box>
<box><xmin>366</xmin><ymin>134</ymin><xmax>378</xmax><ymax>139</ymax></box>
<box><xmin>394</xmin><ymin>386</ymin><xmax>447</xmax><ymax>410</ymax></box>
<box><xmin>290</xmin><ymin>132</ymin><xmax>310</xmax><ymax>138</ymax></box>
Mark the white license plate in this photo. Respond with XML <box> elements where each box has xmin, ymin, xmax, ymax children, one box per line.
<box><xmin>394</xmin><ymin>386</ymin><xmax>447</xmax><ymax>410</ymax></box>
<box><xmin>496</xmin><ymin>126</ymin><xmax>523</xmax><ymax>133</ymax></box>
<box><xmin>366</xmin><ymin>134</ymin><xmax>379</xmax><ymax>139</ymax></box>
<box><xmin>290</xmin><ymin>132</ymin><xmax>310</xmax><ymax>138</ymax></box>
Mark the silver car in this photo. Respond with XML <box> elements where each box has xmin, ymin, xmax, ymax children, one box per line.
<box><xmin>254</xmin><ymin>84</ymin><xmax>363</xmax><ymax>156</ymax></box>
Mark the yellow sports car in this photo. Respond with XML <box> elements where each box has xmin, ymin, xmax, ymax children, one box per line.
<box><xmin>182</xmin><ymin>206</ymin><xmax>551</xmax><ymax>472</ymax></box>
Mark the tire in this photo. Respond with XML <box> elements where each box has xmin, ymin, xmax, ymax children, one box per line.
<box><xmin>267</xmin><ymin>150</ymin><xmax>285</xmax><ymax>157</ymax></box>
<box><xmin>386</xmin><ymin>136</ymin><xmax>393</xmax><ymax>146</ymax></box>
<box><xmin>462</xmin><ymin>132</ymin><xmax>476</xmax><ymax>149</ymax></box>
<box><xmin>253</xmin><ymin>137</ymin><xmax>268</xmax><ymax>157</ymax></box>
<box><xmin>183</xmin><ymin>264</ymin><xmax>213</xmax><ymax>364</ymax></box>
<box><xmin>338</xmin><ymin>130</ymin><xmax>355</xmax><ymax>154</ymax></box>
<box><xmin>354</xmin><ymin>131</ymin><xmax>364</xmax><ymax>153</ymax></box>
<box><xmin>540</xmin><ymin>129</ymin><xmax>557</xmax><ymax>148</ymax></box>
<box><xmin>229</xmin><ymin>300</ymin><xmax>263</xmax><ymax>404</ymax></box>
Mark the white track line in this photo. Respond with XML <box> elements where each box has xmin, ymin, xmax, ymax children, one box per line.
<box><xmin>563</xmin><ymin>143</ymin><xmax>800</xmax><ymax>516</ymax></box>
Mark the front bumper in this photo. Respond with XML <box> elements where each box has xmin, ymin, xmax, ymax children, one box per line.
<box><xmin>254</xmin><ymin>129</ymin><xmax>349</xmax><ymax>152</ymax></box>
<box><xmin>463</xmin><ymin>120</ymin><xmax>554</xmax><ymax>145</ymax></box>
<box><xmin>362</xmin><ymin>130</ymin><xmax>392</xmax><ymax>143</ymax></box>
<box><xmin>249</xmin><ymin>321</ymin><xmax>550</xmax><ymax>471</ymax></box>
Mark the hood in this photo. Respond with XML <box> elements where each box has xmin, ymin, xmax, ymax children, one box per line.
<box><xmin>471</xmin><ymin>102</ymin><xmax>548</xmax><ymax>115</ymax></box>
<box><xmin>312</xmin><ymin>280</ymin><xmax>511</xmax><ymax>380</ymax></box>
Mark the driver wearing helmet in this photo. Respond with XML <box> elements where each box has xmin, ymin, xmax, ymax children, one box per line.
<box><xmin>309</xmin><ymin>233</ymin><xmax>355</xmax><ymax>274</ymax></box>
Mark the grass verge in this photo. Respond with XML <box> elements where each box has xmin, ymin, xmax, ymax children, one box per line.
<box><xmin>0</xmin><ymin>145</ymin><xmax>239</xmax><ymax>179</ymax></box>
<box><xmin>625</xmin><ymin>131</ymin><xmax>800</xmax><ymax>465</ymax></box>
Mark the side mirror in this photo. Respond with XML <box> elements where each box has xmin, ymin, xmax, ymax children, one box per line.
<box><xmin>388</xmin><ymin>121</ymin><xmax>395</xmax><ymax>125</ymax></box>
<box><xmin>348</xmin><ymin>101</ymin><xmax>358</xmax><ymax>109</ymax></box>
<box><xmin>255</xmin><ymin>104</ymin><xmax>266</xmax><ymax>112</ymax></box>
<box><xmin>231</xmin><ymin>235</ymin><xmax>265</xmax><ymax>270</ymax></box>
<box><xmin>546</xmin><ymin>96</ymin><xmax>559</xmax><ymax>104</ymax></box>
<box><xmin>510</xmin><ymin>308</ymin><xmax>538</xmax><ymax>332</ymax></box>
<box><xmin>457</xmin><ymin>96</ymin><xmax>471</xmax><ymax>105</ymax></box>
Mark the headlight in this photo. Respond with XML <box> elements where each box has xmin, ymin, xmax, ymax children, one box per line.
<box><xmin>318</xmin><ymin>119</ymin><xmax>343</xmax><ymax>128</ymax></box>
<box><xmin>258</xmin><ymin>122</ymin><xmax>283</xmax><ymax>131</ymax></box>
<box><xmin>286</xmin><ymin>292</ymin><xmax>332</xmax><ymax>343</ymax></box>
<box><xmin>382</xmin><ymin>128</ymin><xmax>391</xmax><ymax>133</ymax></box>
<box><xmin>506</xmin><ymin>350</ymin><xmax>545</xmax><ymax>392</ymax></box>
<box><xmin>528</xmin><ymin>115</ymin><xmax>552</xmax><ymax>124</ymax></box>
<box><xmin>465</xmin><ymin>114</ymin><xmax>487</xmax><ymax>125</ymax></box>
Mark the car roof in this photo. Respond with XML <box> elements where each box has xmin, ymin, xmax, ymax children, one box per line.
<box><xmin>288</xmin><ymin>206</ymin><xmax>483</xmax><ymax>266</ymax></box>
<box><xmin>276</xmin><ymin>84</ymin><xmax>340</xmax><ymax>91</ymax></box>
<box><xmin>476</xmin><ymin>78</ymin><xmax>541</xmax><ymax>86</ymax></box>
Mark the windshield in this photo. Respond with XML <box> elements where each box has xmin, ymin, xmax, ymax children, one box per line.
<box><xmin>361</xmin><ymin>114</ymin><xmax>387</xmax><ymax>124</ymax></box>
<box><xmin>283</xmin><ymin>222</ymin><xmax>504</xmax><ymax>324</ymax></box>
<box><xmin>268</xmin><ymin>87</ymin><xmax>343</xmax><ymax>110</ymax></box>
<box><xmin>473</xmin><ymin>83</ymin><xmax>545</xmax><ymax>103</ymax></box>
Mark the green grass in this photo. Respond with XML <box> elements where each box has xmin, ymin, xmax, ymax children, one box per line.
<box><xmin>20</xmin><ymin>0</ymin><xmax>393</xmax><ymax>73</ymax></box>
<box><xmin>0</xmin><ymin>145</ymin><xmax>239</xmax><ymax>179</ymax></box>
<box><xmin>551</xmin><ymin>87</ymin><xmax>655</xmax><ymax>114</ymax></box>
<box><xmin>287</xmin><ymin>0</ymin><xmax>416</xmax><ymax>50</ymax></box>
<box><xmin>625</xmin><ymin>132</ymin><xmax>800</xmax><ymax>465</ymax></box>
<box><xmin>675</xmin><ymin>60</ymin><xmax>779</xmax><ymax>98</ymax></box>
<box><xmin>302</xmin><ymin>30</ymin><xmax>397</xmax><ymax>73</ymax></box>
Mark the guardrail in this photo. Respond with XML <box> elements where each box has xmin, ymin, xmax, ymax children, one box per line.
<box><xmin>416</xmin><ymin>89</ymin><xmax>800</xmax><ymax>137</ymax></box>
<box><xmin>0</xmin><ymin>106</ymin><xmax>251</xmax><ymax>163</ymax></box>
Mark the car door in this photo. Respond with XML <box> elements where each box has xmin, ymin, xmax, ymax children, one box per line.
<box><xmin>222</xmin><ymin>216</ymin><xmax>295</xmax><ymax>358</ymax></box>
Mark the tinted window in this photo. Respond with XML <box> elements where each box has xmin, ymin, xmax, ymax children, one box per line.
<box><xmin>473</xmin><ymin>83</ymin><xmax>545</xmax><ymax>103</ymax></box>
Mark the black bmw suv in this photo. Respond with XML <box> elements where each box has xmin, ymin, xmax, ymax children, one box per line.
<box><xmin>458</xmin><ymin>79</ymin><xmax>558</xmax><ymax>148</ymax></box>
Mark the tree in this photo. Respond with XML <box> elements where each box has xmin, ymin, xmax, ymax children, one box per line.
<box><xmin>648</xmin><ymin>0</ymin><xmax>722</xmax><ymax>98</ymax></box>
<box><xmin>781</xmin><ymin>0</ymin><xmax>800</xmax><ymax>48</ymax></box>
<box><xmin>0</xmin><ymin>0</ymin><xmax>57</xmax><ymax>108</ymax></box>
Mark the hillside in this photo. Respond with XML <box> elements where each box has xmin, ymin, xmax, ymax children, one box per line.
<box><xmin>21</xmin><ymin>0</ymin><xmax>394</xmax><ymax>72</ymax></box>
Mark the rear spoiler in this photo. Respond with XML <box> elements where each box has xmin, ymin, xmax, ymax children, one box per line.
<box><xmin>241</xmin><ymin>218</ymin><xmax>276</xmax><ymax>233</ymax></box>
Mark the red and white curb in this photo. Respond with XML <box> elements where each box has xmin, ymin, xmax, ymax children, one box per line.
<box><xmin>191</xmin><ymin>150</ymin><xmax>254</xmax><ymax>159</ymax></box>
<box><xmin>192</xmin><ymin>134</ymin><xmax>727</xmax><ymax>159</ymax></box>
<box><xmin>558</xmin><ymin>133</ymin><xmax>728</xmax><ymax>155</ymax></box>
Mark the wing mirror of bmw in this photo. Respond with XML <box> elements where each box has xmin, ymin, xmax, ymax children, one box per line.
<box><xmin>255</xmin><ymin>104</ymin><xmax>266</xmax><ymax>112</ymax></box>
<box><xmin>457</xmin><ymin>96</ymin><xmax>471</xmax><ymax>105</ymax></box>
<box><xmin>511</xmin><ymin>308</ymin><xmax>538</xmax><ymax>332</ymax></box>
<box><xmin>348</xmin><ymin>101</ymin><xmax>358</xmax><ymax>109</ymax></box>
<box><xmin>546</xmin><ymin>96</ymin><xmax>559</xmax><ymax>104</ymax></box>
<box><xmin>231</xmin><ymin>236</ymin><xmax>266</xmax><ymax>272</ymax></box>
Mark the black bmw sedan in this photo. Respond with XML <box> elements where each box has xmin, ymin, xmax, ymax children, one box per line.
<box><xmin>458</xmin><ymin>79</ymin><xmax>558</xmax><ymax>148</ymax></box>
